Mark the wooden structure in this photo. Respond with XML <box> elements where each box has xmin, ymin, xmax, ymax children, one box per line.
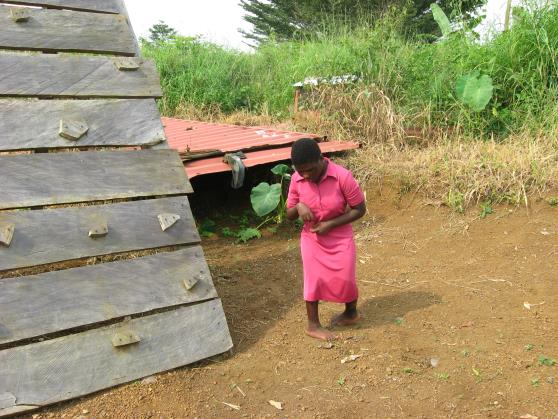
<box><xmin>0</xmin><ymin>1</ymin><xmax>232</xmax><ymax>416</ymax></box>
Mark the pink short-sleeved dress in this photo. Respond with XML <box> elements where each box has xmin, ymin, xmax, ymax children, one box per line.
<box><xmin>287</xmin><ymin>158</ymin><xmax>365</xmax><ymax>303</ymax></box>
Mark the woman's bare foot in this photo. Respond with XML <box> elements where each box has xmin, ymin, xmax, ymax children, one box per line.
<box><xmin>331</xmin><ymin>311</ymin><xmax>361</xmax><ymax>327</ymax></box>
<box><xmin>306</xmin><ymin>324</ymin><xmax>336</xmax><ymax>341</ymax></box>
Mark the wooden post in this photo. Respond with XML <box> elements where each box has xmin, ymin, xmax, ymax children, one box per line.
<box><xmin>293</xmin><ymin>85</ymin><xmax>302</xmax><ymax>114</ymax></box>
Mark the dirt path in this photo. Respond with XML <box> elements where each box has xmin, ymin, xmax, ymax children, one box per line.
<box><xmin>33</xmin><ymin>189</ymin><xmax>558</xmax><ymax>418</ymax></box>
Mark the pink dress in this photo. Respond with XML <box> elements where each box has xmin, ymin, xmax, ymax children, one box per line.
<box><xmin>287</xmin><ymin>158</ymin><xmax>365</xmax><ymax>303</ymax></box>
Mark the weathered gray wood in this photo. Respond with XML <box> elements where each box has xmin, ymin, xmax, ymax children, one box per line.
<box><xmin>0</xmin><ymin>0</ymin><xmax>124</xmax><ymax>14</ymax></box>
<box><xmin>0</xmin><ymin>150</ymin><xmax>192</xmax><ymax>210</ymax></box>
<box><xmin>0</xmin><ymin>6</ymin><xmax>136</xmax><ymax>55</ymax></box>
<box><xmin>0</xmin><ymin>197</ymin><xmax>199</xmax><ymax>271</ymax></box>
<box><xmin>0</xmin><ymin>99</ymin><xmax>165</xmax><ymax>150</ymax></box>
<box><xmin>0</xmin><ymin>300</ymin><xmax>232</xmax><ymax>415</ymax></box>
<box><xmin>0</xmin><ymin>53</ymin><xmax>162</xmax><ymax>98</ymax></box>
<box><xmin>0</xmin><ymin>247</ymin><xmax>217</xmax><ymax>345</ymax></box>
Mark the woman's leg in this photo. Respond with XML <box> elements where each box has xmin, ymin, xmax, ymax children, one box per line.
<box><xmin>331</xmin><ymin>299</ymin><xmax>360</xmax><ymax>326</ymax></box>
<box><xmin>305</xmin><ymin>301</ymin><xmax>336</xmax><ymax>341</ymax></box>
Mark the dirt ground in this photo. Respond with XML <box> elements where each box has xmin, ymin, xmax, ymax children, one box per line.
<box><xmin>30</xmin><ymin>187</ymin><xmax>558</xmax><ymax>419</ymax></box>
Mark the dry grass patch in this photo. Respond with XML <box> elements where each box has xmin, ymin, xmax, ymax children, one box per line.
<box><xmin>347</xmin><ymin>135</ymin><xmax>558</xmax><ymax>211</ymax></box>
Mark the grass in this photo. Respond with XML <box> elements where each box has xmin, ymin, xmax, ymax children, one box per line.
<box><xmin>143</xmin><ymin>3</ymin><xmax>558</xmax><ymax>211</ymax></box>
<box><xmin>145</xmin><ymin>4</ymin><xmax>558</xmax><ymax>136</ymax></box>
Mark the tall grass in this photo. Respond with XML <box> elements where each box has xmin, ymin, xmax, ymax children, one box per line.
<box><xmin>143</xmin><ymin>3</ymin><xmax>558</xmax><ymax>137</ymax></box>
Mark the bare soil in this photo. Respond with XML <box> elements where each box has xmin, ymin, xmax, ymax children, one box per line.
<box><xmin>29</xmin><ymin>188</ymin><xmax>558</xmax><ymax>419</ymax></box>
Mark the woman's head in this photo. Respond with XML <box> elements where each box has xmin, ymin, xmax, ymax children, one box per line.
<box><xmin>291</xmin><ymin>138</ymin><xmax>325</xmax><ymax>182</ymax></box>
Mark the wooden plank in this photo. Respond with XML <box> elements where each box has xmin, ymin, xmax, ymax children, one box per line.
<box><xmin>0</xmin><ymin>149</ymin><xmax>192</xmax><ymax>210</ymax></box>
<box><xmin>0</xmin><ymin>0</ymin><xmax>124</xmax><ymax>14</ymax></box>
<box><xmin>0</xmin><ymin>196</ymin><xmax>199</xmax><ymax>271</ymax></box>
<box><xmin>0</xmin><ymin>247</ymin><xmax>217</xmax><ymax>345</ymax></box>
<box><xmin>0</xmin><ymin>300</ymin><xmax>233</xmax><ymax>415</ymax></box>
<box><xmin>0</xmin><ymin>99</ymin><xmax>165</xmax><ymax>150</ymax></box>
<box><xmin>0</xmin><ymin>53</ymin><xmax>162</xmax><ymax>98</ymax></box>
<box><xmin>0</xmin><ymin>6</ymin><xmax>136</xmax><ymax>55</ymax></box>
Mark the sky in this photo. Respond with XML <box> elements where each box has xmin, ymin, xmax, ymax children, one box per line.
<box><xmin>125</xmin><ymin>0</ymin><xmax>532</xmax><ymax>51</ymax></box>
<box><xmin>126</xmin><ymin>1</ymin><xmax>254</xmax><ymax>51</ymax></box>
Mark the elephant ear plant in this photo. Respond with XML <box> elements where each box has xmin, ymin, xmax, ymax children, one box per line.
<box><xmin>250</xmin><ymin>163</ymin><xmax>292</xmax><ymax>226</ymax></box>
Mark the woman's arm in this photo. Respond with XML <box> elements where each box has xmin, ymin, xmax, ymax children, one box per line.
<box><xmin>310</xmin><ymin>201</ymin><xmax>366</xmax><ymax>234</ymax></box>
<box><xmin>287</xmin><ymin>202</ymin><xmax>315</xmax><ymax>221</ymax></box>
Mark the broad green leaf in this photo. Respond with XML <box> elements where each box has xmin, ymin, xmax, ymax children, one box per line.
<box><xmin>251</xmin><ymin>182</ymin><xmax>282</xmax><ymax>216</ymax></box>
<box><xmin>271</xmin><ymin>163</ymin><xmax>291</xmax><ymax>176</ymax></box>
<box><xmin>430</xmin><ymin>4</ymin><xmax>452</xmax><ymax>37</ymax></box>
<box><xmin>455</xmin><ymin>72</ymin><xmax>493</xmax><ymax>112</ymax></box>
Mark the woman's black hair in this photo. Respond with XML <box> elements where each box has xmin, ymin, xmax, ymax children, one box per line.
<box><xmin>291</xmin><ymin>138</ymin><xmax>322</xmax><ymax>166</ymax></box>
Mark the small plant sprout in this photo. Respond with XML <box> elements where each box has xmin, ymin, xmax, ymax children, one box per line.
<box><xmin>394</xmin><ymin>317</ymin><xmax>404</xmax><ymax>326</ymax></box>
<box><xmin>531</xmin><ymin>377</ymin><xmax>540</xmax><ymax>387</ymax></box>
<box><xmin>436</xmin><ymin>372</ymin><xmax>450</xmax><ymax>380</ymax></box>
<box><xmin>402</xmin><ymin>367</ymin><xmax>414</xmax><ymax>374</ymax></box>
<box><xmin>461</xmin><ymin>349</ymin><xmax>470</xmax><ymax>357</ymax></box>
<box><xmin>236</xmin><ymin>228</ymin><xmax>261</xmax><ymax>243</ymax></box>
<box><xmin>472</xmin><ymin>367</ymin><xmax>482</xmax><ymax>382</ymax></box>
<box><xmin>479</xmin><ymin>201</ymin><xmax>493</xmax><ymax>219</ymax></box>
<box><xmin>525</xmin><ymin>344</ymin><xmax>535</xmax><ymax>352</ymax></box>
<box><xmin>337</xmin><ymin>376</ymin><xmax>345</xmax><ymax>386</ymax></box>
<box><xmin>538</xmin><ymin>355</ymin><xmax>557</xmax><ymax>367</ymax></box>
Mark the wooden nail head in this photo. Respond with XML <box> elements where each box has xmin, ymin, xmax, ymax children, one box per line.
<box><xmin>10</xmin><ymin>7</ymin><xmax>30</xmax><ymax>23</ymax></box>
<box><xmin>158</xmin><ymin>213</ymin><xmax>180</xmax><ymax>231</ymax></box>
<box><xmin>183</xmin><ymin>274</ymin><xmax>201</xmax><ymax>291</ymax></box>
<box><xmin>112</xmin><ymin>331</ymin><xmax>141</xmax><ymax>347</ymax></box>
<box><xmin>114</xmin><ymin>57</ymin><xmax>141</xmax><ymax>71</ymax></box>
<box><xmin>0</xmin><ymin>223</ymin><xmax>15</xmax><ymax>247</ymax></box>
<box><xmin>88</xmin><ymin>217</ymin><xmax>108</xmax><ymax>238</ymax></box>
<box><xmin>59</xmin><ymin>119</ymin><xmax>89</xmax><ymax>141</ymax></box>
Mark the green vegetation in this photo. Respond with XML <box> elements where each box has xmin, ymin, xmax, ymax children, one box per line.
<box><xmin>250</xmin><ymin>164</ymin><xmax>292</xmax><ymax>224</ymax></box>
<box><xmin>538</xmin><ymin>355</ymin><xmax>557</xmax><ymax>366</ymax></box>
<box><xmin>239</xmin><ymin>0</ymin><xmax>484</xmax><ymax>44</ymax></box>
<box><xmin>143</xmin><ymin>4</ymin><xmax>558</xmax><ymax>137</ymax></box>
<box><xmin>145</xmin><ymin>3</ymin><xmax>558</xmax><ymax>212</ymax></box>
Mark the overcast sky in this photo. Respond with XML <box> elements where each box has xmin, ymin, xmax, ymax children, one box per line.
<box><xmin>125</xmin><ymin>0</ymin><xmax>528</xmax><ymax>51</ymax></box>
<box><xmin>126</xmin><ymin>1</ymin><xmax>253</xmax><ymax>51</ymax></box>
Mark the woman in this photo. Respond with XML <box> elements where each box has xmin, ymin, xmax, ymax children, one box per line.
<box><xmin>286</xmin><ymin>138</ymin><xmax>366</xmax><ymax>341</ymax></box>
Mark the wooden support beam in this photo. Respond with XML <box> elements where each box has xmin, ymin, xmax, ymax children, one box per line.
<box><xmin>0</xmin><ymin>53</ymin><xmax>162</xmax><ymax>98</ymax></box>
<box><xmin>0</xmin><ymin>299</ymin><xmax>233</xmax><ymax>416</ymax></box>
<box><xmin>0</xmin><ymin>99</ymin><xmax>165</xmax><ymax>151</ymax></box>
<box><xmin>0</xmin><ymin>0</ymin><xmax>124</xmax><ymax>14</ymax></box>
<box><xmin>0</xmin><ymin>5</ymin><xmax>136</xmax><ymax>55</ymax></box>
<box><xmin>0</xmin><ymin>149</ymin><xmax>192</xmax><ymax>210</ymax></box>
<box><xmin>0</xmin><ymin>247</ymin><xmax>216</xmax><ymax>345</ymax></box>
<box><xmin>0</xmin><ymin>196</ymin><xmax>199</xmax><ymax>271</ymax></box>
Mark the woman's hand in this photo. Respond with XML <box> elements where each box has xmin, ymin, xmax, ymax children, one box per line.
<box><xmin>310</xmin><ymin>220</ymin><xmax>334</xmax><ymax>235</ymax></box>
<box><xmin>296</xmin><ymin>202</ymin><xmax>315</xmax><ymax>222</ymax></box>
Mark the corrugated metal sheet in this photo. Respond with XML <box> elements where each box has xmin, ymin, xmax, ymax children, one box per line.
<box><xmin>162</xmin><ymin>117</ymin><xmax>322</xmax><ymax>154</ymax></box>
<box><xmin>184</xmin><ymin>141</ymin><xmax>359</xmax><ymax>179</ymax></box>
<box><xmin>162</xmin><ymin>117</ymin><xmax>359</xmax><ymax>179</ymax></box>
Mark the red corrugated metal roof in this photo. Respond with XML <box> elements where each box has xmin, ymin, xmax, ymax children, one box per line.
<box><xmin>161</xmin><ymin>117</ymin><xmax>359</xmax><ymax>179</ymax></box>
<box><xmin>162</xmin><ymin>117</ymin><xmax>322</xmax><ymax>153</ymax></box>
<box><xmin>184</xmin><ymin>141</ymin><xmax>359</xmax><ymax>179</ymax></box>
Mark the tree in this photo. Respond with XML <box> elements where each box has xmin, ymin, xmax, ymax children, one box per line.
<box><xmin>147</xmin><ymin>20</ymin><xmax>177</xmax><ymax>44</ymax></box>
<box><xmin>239</xmin><ymin>0</ymin><xmax>487</xmax><ymax>44</ymax></box>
